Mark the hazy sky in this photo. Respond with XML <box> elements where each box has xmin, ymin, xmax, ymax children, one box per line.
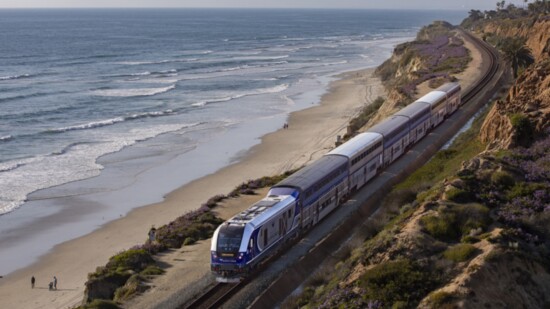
<box><xmin>0</xmin><ymin>1</ymin><xmax>530</xmax><ymax>10</ymax></box>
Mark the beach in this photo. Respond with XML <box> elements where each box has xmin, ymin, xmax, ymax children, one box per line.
<box><xmin>0</xmin><ymin>67</ymin><xmax>384</xmax><ymax>309</ymax></box>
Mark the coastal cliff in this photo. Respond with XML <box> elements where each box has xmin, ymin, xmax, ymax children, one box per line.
<box><xmin>480</xmin><ymin>58</ymin><xmax>550</xmax><ymax>149</ymax></box>
<box><xmin>369</xmin><ymin>21</ymin><xmax>470</xmax><ymax>125</ymax></box>
<box><xmin>477</xmin><ymin>15</ymin><xmax>550</xmax><ymax>149</ymax></box>
<box><xmin>285</xmin><ymin>6</ymin><xmax>550</xmax><ymax>309</ymax></box>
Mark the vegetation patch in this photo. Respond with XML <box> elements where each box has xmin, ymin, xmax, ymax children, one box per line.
<box><xmin>445</xmin><ymin>187</ymin><xmax>473</xmax><ymax>203</ymax></box>
<box><xmin>443</xmin><ymin>243</ymin><xmax>478</xmax><ymax>263</ymax></box>
<box><xmin>113</xmin><ymin>274</ymin><xmax>148</xmax><ymax>302</ymax></box>
<box><xmin>510</xmin><ymin>113</ymin><xmax>535</xmax><ymax>146</ymax></box>
<box><xmin>344</xmin><ymin>96</ymin><xmax>385</xmax><ymax>139</ymax></box>
<box><xmin>396</xmin><ymin>132</ymin><xmax>485</xmax><ymax>192</ymax></box>
<box><xmin>376</xmin><ymin>21</ymin><xmax>470</xmax><ymax>98</ymax></box>
<box><xmin>78</xmin><ymin>299</ymin><xmax>121</xmax><ymax>309</ymax></box>
<box><xmin>422</xmin><ymin>203</ymin><xmax>491</xmax><ymax>243</ymax></box>
<box><xmin>140</xmin><ymin>265</ymin><xmax>165</xmax><ymax>276</ymax></box>
<box><xmin>421</xmin><ymin>213</ymin><xmax>460</xmax><ymax>242</ymax></box>
<box><xmin>357</xmin><ymin>259</ymin><xmax>440</xmax><ymax>307</ymax></box>
<box><xmin>428</xmin><ymin>291</ymin><xmax>455</xmax><ymax>307</ymax></box>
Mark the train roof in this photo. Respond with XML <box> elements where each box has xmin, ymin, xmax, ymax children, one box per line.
<box><xmin>366</xmin><ymin>115</ymin><xmax>409</xmax><ymax>137</ymax></box>
<box><xmin>394</xmin><ymin>101</ymin><xmax>431</xmax><ymax>119</ymax></box>
<box><xmin>326</xmin><ymin>132</ymin><xmax>382</xmax><ymax>158</ymax></box>
<box><xmin>273</xmin><ymin>155</ymin><xmax>348</xmax><ymax>192</ymax></box>
<box><xmin>436</xmin><ymin>82</ymin><xmax>461</xmax><ymax>95</ymax></box>
<box><xmin>227</xmin><ymin>194</ymin><xmax>295</xmax><ymax>227</ymax></box>
<box><xmin>416</xmin><ymin>90</ymin><xmax>446</xmax><ymax>105</ymax></box>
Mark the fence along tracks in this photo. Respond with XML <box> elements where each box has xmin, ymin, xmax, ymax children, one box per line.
<box><xmin>182</xmin><ymin>28</ymin><xmax>501</xmax><ymax>309</ymax></box>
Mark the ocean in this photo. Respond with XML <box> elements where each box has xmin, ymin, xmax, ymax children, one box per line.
<box><xmin>0</xmin><ymin>9</ymin><xmax>466</xmax><ymax>274</ymax></box>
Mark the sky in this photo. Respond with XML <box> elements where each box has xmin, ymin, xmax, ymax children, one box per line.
<box><xmin>0</xmin><ymin>0</ymin><xmax>529</xmax><ymax>10</ymax></box>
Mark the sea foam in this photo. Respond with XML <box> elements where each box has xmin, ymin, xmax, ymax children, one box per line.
<box><xmin>92</xmin><ymin>85</ymin><xmax>176</xmax><ymax>97</ymax></box>
<box><xmin>0</xmin><ymin>122</ymin><xmax>200</xmax><ymax>215</ymax></box>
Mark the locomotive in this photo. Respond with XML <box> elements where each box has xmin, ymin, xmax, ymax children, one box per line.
<box><xmin>211</xmin><ymin>82</ymin><xmax>461</xmax><ymax>282</ymax></box>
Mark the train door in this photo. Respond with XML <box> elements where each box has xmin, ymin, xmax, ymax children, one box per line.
<box><xmin>314</xmin><ymin>202</ymin><xmax>319</xmax><ymax>224</ymax></box>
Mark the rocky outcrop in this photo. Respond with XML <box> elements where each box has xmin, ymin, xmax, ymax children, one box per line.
<box><xmin>453</xmin><ymin>251</ymin><xmax>550</xmax><ymax>308</ymax></box>
<box><xmin>482</xmin><ymin>18</ymin><xmax>550</xmax><ymax>61</ymax></box>
<box><xmin>480</xmin><ymin>59</ymin><xmax>550</xmax><ymax>149</ymax></box>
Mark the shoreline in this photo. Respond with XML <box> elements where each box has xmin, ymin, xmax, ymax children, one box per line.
<box><xmin>0</xmin><ymin>67</ymin><xmax>384</xmax><ymax>309</ymax></box>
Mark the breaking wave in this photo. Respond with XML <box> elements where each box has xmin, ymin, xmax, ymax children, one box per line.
<box><xmin>92</xmin><ymin>85</ymin><xmax>176</xmax><ymax>97</ymax></box>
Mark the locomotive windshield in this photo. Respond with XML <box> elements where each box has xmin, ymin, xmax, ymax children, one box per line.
<box><xmin>217</xmin><ymin>224</ymin><xmax>244</xmax><ymax>253</ymax></box>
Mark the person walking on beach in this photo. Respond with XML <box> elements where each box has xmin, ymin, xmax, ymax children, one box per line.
<box><xmin>53</xmin><ymin>276</ymin><xmax>57</xmax><ymax>290</ymax></box>
<box><xmin>31</xmin><ymin>276</ymin><xmax>35</xmax><ymax>289</ymax></box>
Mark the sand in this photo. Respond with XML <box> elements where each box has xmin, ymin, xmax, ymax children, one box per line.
<box><xmin>0</xmin><ymin>68</ymin><xmax>383</xmax><ymax>309</ymax></box>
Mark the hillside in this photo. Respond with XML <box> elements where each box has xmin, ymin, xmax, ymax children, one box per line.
<box><xmin>285</xmin><ymin>5</ymin><xmax>550</xmax><ymax>309</ymax></box>
<box><xmin>368</xmin><ymin>21</ymin><xmax>471</xmax><ymax>125</ymax></box>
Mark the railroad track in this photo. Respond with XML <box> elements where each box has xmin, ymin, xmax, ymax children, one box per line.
<box><xmin>183</xmin><ymin>234</ymin><xmax>301</xmax><ymax>309</ymax></box>
<box><xmin>183</xmin><ymin>28</ymin><xmax>502</xmax><ymax>309</ymax></box>
<box><xmin>181</xmin><ymin>282</ymin><xmax>240</xmax><ymax>309</ymax></box>
<box><xmin>459</xmin><ymin>27</ymin><xmax>501</xmax><ymax>105</ymax></box>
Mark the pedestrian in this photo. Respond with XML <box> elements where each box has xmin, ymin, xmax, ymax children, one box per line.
<box><xmin>53</xmin><ymin>276</ymin><xmax>57</xmax><ymax>290</ymax></box>
<box><xmin>48</xmin><ymin>281</ymin><xmax>53</xmax><ymax>291</ymax></box>
<box><xmin>148</xmin><ymin>226</ymin><xmax>156</xmax><ymax>243</ymax></box>
<box><xmin>31</xmin><ymin>276</ymin><xmax>35</xmax><ymax>289</ymax></box>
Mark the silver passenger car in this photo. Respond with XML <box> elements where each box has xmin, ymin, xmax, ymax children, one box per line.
<box><xmin>366</xmin><ymin>115</ymin><xmax>410</xmax><ymax>166</ymax></box>
<box><xmin>326</xmin><ymin>132</ymin><xmax>383</xmax><ymax>192</ymax></box>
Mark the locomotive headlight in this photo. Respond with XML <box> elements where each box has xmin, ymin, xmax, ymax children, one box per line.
<box><xmin>237</xmin><ymin>252</ymin><xmax>244</xmax><ymax>261</ymax></box>
<box><xmin>211</xmin><ymin>251</ymin><xmax>218</xmax><ymax>259</ymax></box>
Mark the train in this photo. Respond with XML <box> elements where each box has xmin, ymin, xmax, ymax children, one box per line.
<box><xmin>210</xmin><ymin>82</ymin><xmax>461</xmax><ymax>282</ymax></box>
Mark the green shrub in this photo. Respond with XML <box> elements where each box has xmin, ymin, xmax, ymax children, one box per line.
<box><xmin>443</xmin><ymin>244</ymin><xmax>478</xmax><ymax>263</ymax></box>
<box><xmin>358</xmin><ymin>259</ymin><xmax>438</xmax><ymax>307</ymax></box>
<box><xmin>113</xmin><ymin>274</ymin><xmax>147</xmax><ymax>302</ymax></box>
<box><xmin>140</xmin><ymin>265</ymin><xmax>165</xmax><ymax>276</ymax></box>
<box><xmin>421</xmin><ymin>203</ymin><xmax>491</xmax><ymax>243</ymax></box>
<box><xmin>491</xmin><ymin>171</ymin><xmax>515</xmax><ymax>188</ymax></box>
<box><xmin>295</xmin><ymin>286</ymin><xmax>315</xmax><ymax>307</ymax></box>
<box><xmin>421</xmin><ymin>213</ymin><xmax>459</xmax><ymax>242</ymax></box>
<box><xmin>345</xmin><ymin>97</ymin><xmax>385</xmax><ymax>137</ymax></box>
<box><xmin>106</xmin><ymin>249</ymin><xmax>154</xmax><ymax>273</ymax></box>
<box><xmin>509</xmin><ymin>113</ymin><xmax>534</xmax><ymax>146</ymax></box>
<box><xmin>183</xmin><ymin>237</ymin><xmax>196</xmax><ymax>246</ymax></box>
<box><xmin>429</xmin><ymin>291</ymin><xmax>454</xmax><ymax>306</ymax></box>
<box><xmin>506</xmin><ymin>182</ymin><xmax>546</xmax><ymax>200</ymax></box>
<box><xmin>456</xmin><ymin>203</ymin><xmax>491</xmax><ymax>235</ymax></box>
<box><xmin>445</xmin><ymin>188</ymin><xmax>472</xmax><ymax>203</ymax></box>
<box><xmin>80</xmin><ymin>299</ymin><xmax>121</xmax><ymax>309</ymax></box>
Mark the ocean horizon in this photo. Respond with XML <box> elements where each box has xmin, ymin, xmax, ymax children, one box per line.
<box><xmin>0</xmin><ymin>8</ymin><xmax>467</xmax><ymax>275</ymax></box>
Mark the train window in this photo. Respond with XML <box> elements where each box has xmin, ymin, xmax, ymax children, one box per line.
<box><xmin>217</xmin><ymin>225</ymin><xmax>244</xmax><ymax>253</ymax></box>
<box><xmin>288</xmin><ymin>209</ymin><xmax>291</xmax><ymax>217</ymax></box>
